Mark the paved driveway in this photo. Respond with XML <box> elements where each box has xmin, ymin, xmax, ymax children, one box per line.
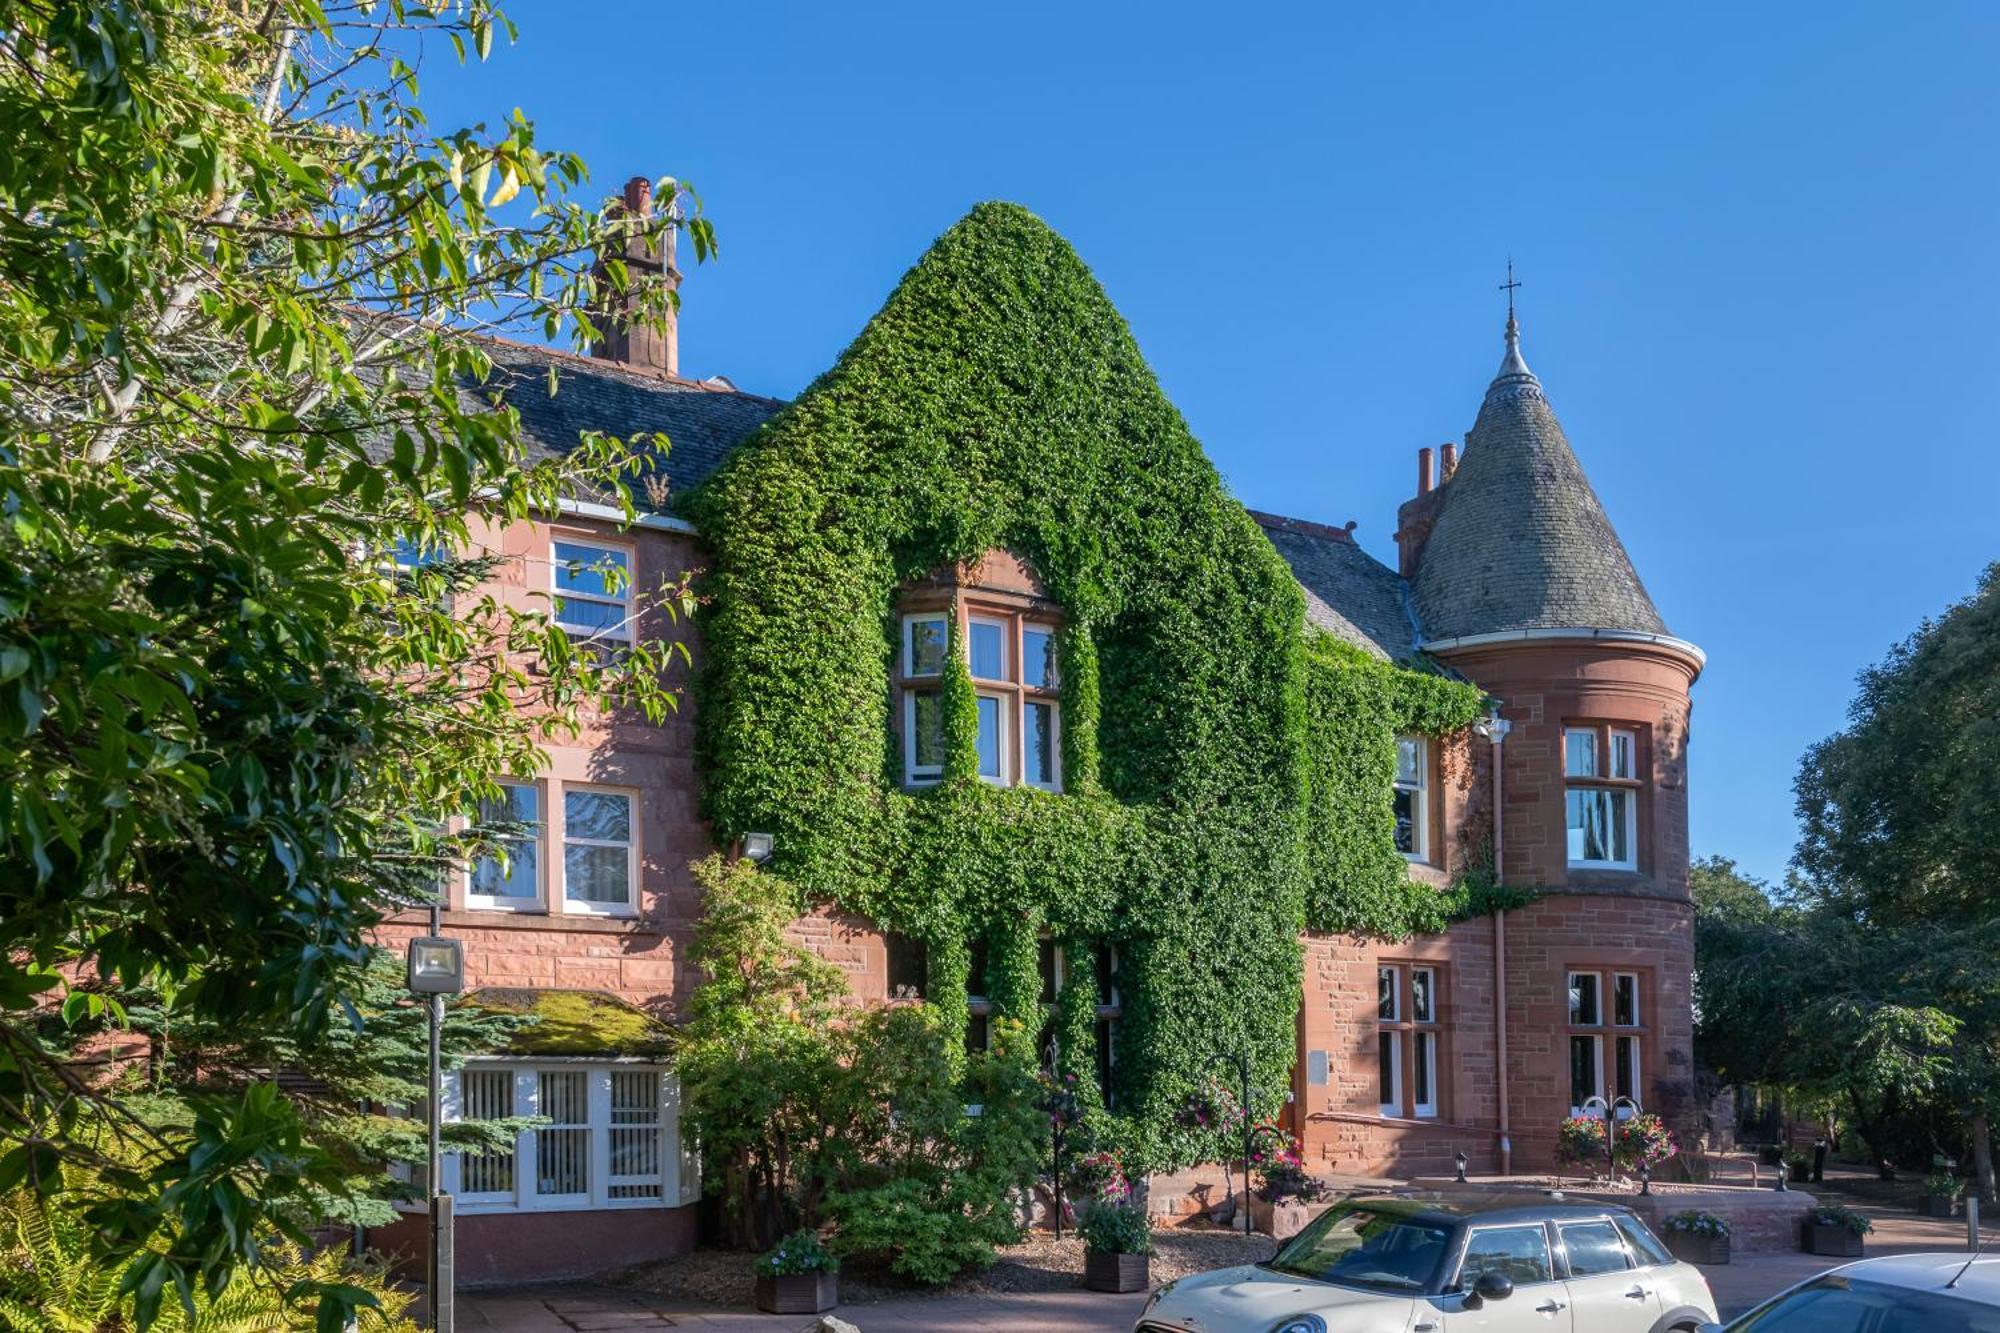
<box><xmin>453</xmin><ymin>1202</ymin><xmax>1992</xmax><ymax>1332</ymax></box>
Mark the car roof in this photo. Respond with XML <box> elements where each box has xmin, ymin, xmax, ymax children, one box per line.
<box><xmin>1341</xmin><ymin>1190</ymin><xmax>1638</xmax><ymax>1227</ymax></box>
<box><xmin>1823</xmin><ymin>1253</ymin><xmax>2000</xmax><ymax>1303</ymax></box>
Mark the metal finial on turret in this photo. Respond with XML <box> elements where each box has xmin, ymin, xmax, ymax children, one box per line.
<box><xmin>1491</xmin><ymin>260</ymin><xmax>1538</xmax><ymax>395</ymax></box>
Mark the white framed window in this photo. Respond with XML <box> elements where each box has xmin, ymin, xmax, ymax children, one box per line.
<box><xmin>1570</xmin><ymin>1033</ymin><xmax>1604</xmax><ymax>1115</ymax></box>
<box><xmin>1024</xmin><ymin>698</ymin><xmax>1060</xmax><ymax>790</ymax></box>
<box><xmin>551</xmin><ymin>539</ymin><xmax>633</xmax><ymax>645</ymax></box>
<box><xmin>469</xmin><ymin>781</ymin><xmax>543</xmax><ymax>911</ymax></box>
<box><xmin>1612</xmin><ymin>972</ymin><xmax>1640</xmax><ymax>1028</ymax></box>
<box><xmin>974</xmin><ymin>693</ymin><xmax>1007</xmax><ymax>785</ymax></box>
<box><xmin>1615</xmin><ymin>1033</ymin><xmax>1642</xmax><ymax>1104</ymax></box>
<box><xmin>562</xmin><ymin>786</ymin><xmax>637</xmax><ymax>915</ymax></box>
<box><xmin>1564</xmin><ymin>724</ymin><xmax>1639</xmax><ymax>869</ymax></box>
<box><xmin>904</xmin><ymin>689</ymin><xmax>946</xmax><ymax>785</ymax></box>
<box><xmin>1378</xmin><ymin>1028</ymin><xmax>1403</xmax><ymax>1118</ymax></box>
<box><xmin>1022</xmin><ymin>623</ymin><xmax>1059</xmax><ymax>689</ymax></box>
<box><xmin>1568</xmin><ymin>968</ymin><xmax>1645</xmax><ymax>1113</ymax></box>
<box><xmin>441</xmin><ymin>1062</ymin><xmax>682</xmax><ymax>1212</ymax></box>
<box><xmin>1568</xmin><ymin>971</ymin><xmax>1602</xmax><ymax>1027</ymax></box>
<box><xmin>1413</xmin><ymin>1030</ymin><xmax>1438</xmax><ymax>1119</ymax></box>
<box><xmin>1378</xmin><ymin>966</ymin><xmax>1400</xmax><ymax>1022</ymax></box>
<box><xmin>1394</xmin><ymin>735</ymin><xmax>1429</xmax><ymax>862</ymax></box>
<box><xmin>967</xmin><ymin>616</ymin><xmax>1009</xmax><ymax>681</ymax></box>
<box><xmin>903</xmin><ymin>613</ymin><xmax>948</xmax><ymax>677</ymax></box>
<box><xmin>1379</xmin><ymin>964</ymin><xmax>1441</xmax><ymax>1120</ymax></box>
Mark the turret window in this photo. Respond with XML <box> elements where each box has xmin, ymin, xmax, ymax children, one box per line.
<box><xmin>1564</xmin><ymin>724</ymin><xmax>1639</xmax><ymax>870</ymax></box>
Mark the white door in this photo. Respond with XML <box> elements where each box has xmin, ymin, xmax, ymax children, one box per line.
<box><xmin>1556</xmin><ymin>1219</ymin><xmax>1659</xmax><ymax>1332</ymax></box>
<box><xmin>1442</xmin><ymin>1224</ymin><xmax>1572</xmax><ymax>1332</ymax></box>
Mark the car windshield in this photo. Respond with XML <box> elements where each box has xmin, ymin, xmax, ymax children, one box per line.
<box><xmin>1265</xmin><ymin>1202</ymin><xmax>1454</xmax><ymax>1293</ymax></box>
<box><xmin>1735</xmin><ymin>1275</ymin><xmax>2000</xmax><ymax>1333</ymax></box>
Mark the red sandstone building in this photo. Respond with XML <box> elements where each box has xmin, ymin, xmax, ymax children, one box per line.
<box><xmin>371</xmin><ymin>189</ymin><xmax>1703</xmax><ymax>1279</ymax></box>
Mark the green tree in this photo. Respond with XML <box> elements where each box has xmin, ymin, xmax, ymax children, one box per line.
<box><xmin>1689</xmin><ymin>855</ymin><xmax>1778</xmax><ymax>925</ymax></box>
<box><xmin>0</xmin><ymin>2</ymin><xmax>705</xmax><ymax>1323</ymax></box>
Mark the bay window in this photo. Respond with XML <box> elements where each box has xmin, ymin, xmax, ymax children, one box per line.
<box><xmin>441</xmin><ymin>1062</ymin><xmax>691</xmax><ymax>1211</ymax></box>
<box><xmin>1565</xmin><ymin>724</ymin><xmax>1640</xmax><ymax>869</ymax></box>
<box><xmin>1569</xmin><ymin>968</ymin><xmax>1646</xmax><ymax>1113</ymax></box>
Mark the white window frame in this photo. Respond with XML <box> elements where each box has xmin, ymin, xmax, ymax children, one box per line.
<box><xmin>974</xmin><ymin>690</ymin><xmax>1009</xmax><ymax>786</ymax></box>
<box><xmin>903</xmin><ymin>689</ymin><xmax>945</xmax><ymax>787</ymax></box>
<box><xmin>1022</xmin><ymin>621</ymin><xmax>1060</xmax><ymax>690</ymax></box>
<box><xmin>437</xmin><ymin>1061</ymin><xmax>684</xmax><ymax>1213</ymax></box>
<box><xmin>1612</xmin><ymin>972</ymin><xmax>1641</xmax><ymax>1028</ymax></box>
<box><xmin>966</xmin><ymin>615</ymin><xmax>1010</xmax><ymax>682</ymax></box>
<box><xmin>1564</xmin><ymin>725</ymin><xmax>1639</xmax><ymax>870</ymax></box>
<box><xmin>1570</xmin><ymin>1033</ymin><xmax>1606</xmax><ymax>1116</ymax></box>
<box><xmin>466</xmin><ymin>779</ymin><xmax>545</xmax><ymax>912</ymax></box>
<box><xmin>1394</xmin><ymin>735</ymin><xmax>1430</xmax><ymax>862</ymax></box>
<box><xmin>902</xmin><ymin>612</ymin><xmax>948</xmax><ymax>678</ymax></box>
<box><xmin>1615</xmin><ymin>1032</ymin><xmax>1642</xmax><ymax>1105</ymax></box>
<box><xmin>1023</xmin><ymin>696</ymin><xmax>1062</xmax><ymax>792</ymax></box>
<box><xmin>1569</xmin><ymin>970</ymin><xmax>1603</xmax><ymax>1027</ymax></box>
<box><xmin>559</xmin><ymin>783</ymin><xmax>639</xmax><ymax>917</ymax></box>
<box><xmin>1378</xmin><ymin>1027</ymin><xmax>1404</xmax><ymax>1118</ymax></box>
<box><xmin>1413</xmin><ymin>1029</ymin><xmax>1439</xmax><ymax>1119</ymax></box>
<box><xmin>551</xmin><ymin>537</ymin><xmax>634</xmax><ymax>646</ymax></box>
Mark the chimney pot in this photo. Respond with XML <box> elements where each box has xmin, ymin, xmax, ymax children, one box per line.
<box><xmin>590</xmin><ymin>173</ymin><xmax>680</xmax><ymax>376</ymax></box>
<box><xmin>1440</xmin><ymin>441</ymin><xmax>1459</xmax><ymax>481</ymax></box>
<box><xmin>623</xmin><ymin>175</ymin><xmax>653</xmax><ymax>218</ymax></box>
<box><xmin>1417</xmin><ymin>446</ymin><xmax>1435</xmax><ymax>496</ymax></box>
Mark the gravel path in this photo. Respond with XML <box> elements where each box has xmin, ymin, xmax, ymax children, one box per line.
<box><xmin>614</xmin><ymin>1223</ymin><xmax>1277</xmax><ymax>1307</ymax></box>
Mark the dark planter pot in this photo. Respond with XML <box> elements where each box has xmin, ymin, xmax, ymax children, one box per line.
<box><xmin>1805</xmin><ymin>1223</ymin><xmax>1866</xmax><ymax>1258</ymax></box>
<box><xmin>1085</xmin><ymin>1249</ymin><xmax>1150</xmax><ymax>1294</ymax></box>
<box><xmin>754</xmin><ymin>1272</ymin><xmax>838</xmax><ymax>1314</ymax></box>
<box><xmin>1920</xmin><ymin>1195</ymin><xmax>1959</xmax><ymax>1218</ymax></box>
<box><xmin>1664</xmin><ymin>1231</ymin><xmax>1731</xmax><ymax>1266</ymax></box>
<box><xmin>1789</xmin><ymin>1162</ymin><xmax>1812</xmax><ymax>1182</ymax></box>
<box><xmin>1248</xmin><ymin>1194</ymin><xmax>1317</xmax><ymax>1240</ymax></box>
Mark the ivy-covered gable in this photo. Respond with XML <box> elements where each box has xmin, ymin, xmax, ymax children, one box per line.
<box><xmin>688</xmin><ymin>202</ymin><xmax>1483</xmax><ymax>1163</ymax></box>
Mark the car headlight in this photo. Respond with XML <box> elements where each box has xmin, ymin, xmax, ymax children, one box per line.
<box><xmin>1269</xmin><ymin>1317</ymin><xmax>1328</xmax><ymax>1333</ymax></box>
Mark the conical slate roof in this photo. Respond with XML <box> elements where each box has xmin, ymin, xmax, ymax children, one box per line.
<box><xmin>1412</xmin><ymin>317</ymin><xmax>1669</xmax><ymax>641</ymax></box>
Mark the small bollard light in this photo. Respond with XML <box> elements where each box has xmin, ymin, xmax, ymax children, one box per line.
<box><xmin>1639</xmin><ymin>1161</ymin><xmax>1652</xmax><ymax>1195</ymax></box>
<box><xmin>1455</xmin><ymin>1149</ymin><xmax>1468</xmax><ymax>1184</ymax></box>
<box><xmin>405</xmin><ymin>936</ymin><xmax>464</xmax><ymax>995</ymax></box>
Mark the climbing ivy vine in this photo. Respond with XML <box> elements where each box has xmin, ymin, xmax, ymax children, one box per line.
<box><xmin>690</xmin><ymin>203</ymin><xmax>1486</xmax><ymax>1168</ymax></box>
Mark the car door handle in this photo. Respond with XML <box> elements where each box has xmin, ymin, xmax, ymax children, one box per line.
<box><xmin>1625</xmin><ymin>1285</ymin><xmax>1650</xmax><ymax>1299</ymax></box>
<box><xmin>1536</xmin><ymin>1299</ymin><xmax>1564</xmax><ymax>1313</ymax></box>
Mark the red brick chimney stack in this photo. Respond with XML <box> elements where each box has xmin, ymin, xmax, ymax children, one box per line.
<box><xmin>1396</xmin><ymin>442</ymin><xmax>1455</xmax><ymax>578</ymax></box>
<box><xmin>1417</xmin><ymin>446</ymin><xmax>1435</xmax><ymax>496</ymax></box>
<box><xmin>589</xmin><ymin>175</ymin><xmax>681</xmax><ymax>376</ymax></box>
<box><xmin>1440</xmin><ymin>441</ymin><xmax>1458</xmax><ymax>481</ymax></box>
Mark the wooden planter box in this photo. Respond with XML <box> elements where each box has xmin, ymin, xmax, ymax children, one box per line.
<box><xmin>1788</xmin><ymin>1162</ymin><xmax>1812</xmax><ymax>1183</ymax></box>
<box><xmin>1248</xmin><ymin>1194</ymin><xmax>1315</xmax><ymax>1240</ymax></box>
<box><xmin>1664</xmin><ymin>1231</ymin><xmax>1731</xmax><ymax>1266</ymax></box>
<box><xmin>1805</xmin><ymin>1223</ymin><xmax>1865</xmax><ymax>1258</ymax></box>
<box><xmin>1919</xmin><ymin>1195</ymin><xmax>1959</xmax><ymax>1218</ymax></box>
<box><xmin>754</xmin><ymin>1272</ymin><xmax>838</xmax><ymax>1314</ymax></box>
<box><xmin>1084</xmin><ymin>1250</ymin><xmax>1150</xmax><ymax>1293</ymax></box>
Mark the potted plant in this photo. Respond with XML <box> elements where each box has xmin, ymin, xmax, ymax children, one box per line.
<box><xmin>1080</xmin><ymin>1201</ymin><xmax>1154</xmax><ymax>1293</ymax></box>
<box><xmin>1245</xmin><ymin>1129</ymin><xmax>1329</xmax><ymax>1239</ymax></box>
<box><xmin>1805</xmin><ymin>1203</ymin><xmax>1872</xmax><ymax>1257</ymax></box>
<box><xmin>753</xmin><ymin>1229</ymin><xmax>839</xmax><ymax>1314</ymax></box>
<box><xmin>1069</xmin><ymin>1149</ymin><xmax>1132</xmax><ymax>1206</ymax></box>
<box><xmin>1660</xmin><ymin>1210</ymin><xmax>1732</xmax><ymax>1266</ymax></box>
<box><xmin>1787</xmin><ymin>1152</ymin><xmax>1812</xmax><ymax>1184</ymax></box>
<box><xmin>1920</xmin><ymin>1155</ymin><xmax>1963</xmax><ymax>1218</ymax></box>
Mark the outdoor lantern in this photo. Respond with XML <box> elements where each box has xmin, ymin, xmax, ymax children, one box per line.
<box><xmin>406</xmin><ymin>935</ymin><xmax>465</xmax><ymax>995</ymax></box>
<box><xmin>741</xmin><ymin>831</ymin><xmax>775</xmax><ymax>864</ymax></box>
<box><xmin>1454</xmin><ymin>1149</ymin><xmax>1468</xmax><ymax>1184</ymax></box>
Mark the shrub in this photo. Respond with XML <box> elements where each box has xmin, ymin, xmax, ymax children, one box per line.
<box><xmin>755</xmin><ymin>1230</ymin><xmax>838</xmax><ymax>1278</ymax></box>
<box><xmin>1069</xmin><ymin>1150</ymin><xmax>1131</xmax><ymax>1204</ymax></box>
<box><xmin>826</xmin><ymin>1176</ymin><xmax>1022</xmax><ymax>1285</ymax></box>
<box><xmin>1814</xmin><ymin>1203</ymin><xmax>1874</xmax><ymax>1236</ymax></box>
<box><xmin>1079</xmin><ymin>1202</ymin><xmax>1154</xmax><ymax>1256</ymax></box>
<box><xmin>1251</xmin><ymin>1130</ymin><xmax>1328</xmax><ymax>1204</ymax></box>
<box><xmin>1924</xmin><ymin>1154</ymin><xmax>1964</xmax><ymax>1199</ymax></box>
<box><xmin>1663</xmin><ymin>1210</ymin><xmax>1731</xmax><ymax>1238</ymax></box>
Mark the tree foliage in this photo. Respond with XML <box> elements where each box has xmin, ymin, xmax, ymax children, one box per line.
<box><xmin>0</xmin><ymin>1</ymin><xmax>701</xmax><ymax>1322</ymax></box>
<box><xmin>688</xmin><ymin>203</ymin><xmax>1486</xmax><ymax>1167</ymax></box>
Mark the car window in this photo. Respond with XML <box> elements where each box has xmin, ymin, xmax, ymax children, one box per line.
<box><xmin>1558</xmin><ymin>1221</ymin><xmax>1631</xmax><ymax>1278</ymax></box>
<box><xmin>1614</xmin><ymin>1216</ymin><xmax>1675</xmax><ymax>1267</ymax></box>
<box><xmin>1737</xmin><ymin>1277</ymin><xmax>2000</xmax><ymax>1333</ymax></box>
<box><xmin>1266</xmin><ymin>1203</ymin><xmax>1454</xmax><ymax>1293</ymax></box>
<box><xmin>1458</xmin><ymin>1224</ymin><xmax>1554</xmax><ymax>1288</ymax></box>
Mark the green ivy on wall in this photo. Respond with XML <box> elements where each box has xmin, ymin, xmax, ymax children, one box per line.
<box><xmin>689</xmin><ymin>202</ymin><xmax>1486</xmax><ymax>1168</ymax></box>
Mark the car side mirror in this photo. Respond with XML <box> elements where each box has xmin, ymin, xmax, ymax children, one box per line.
<box><xmin>1472</xmin><ymin>1272</ymin><xmax>1515</xmax><ymax>1303</ymax></box>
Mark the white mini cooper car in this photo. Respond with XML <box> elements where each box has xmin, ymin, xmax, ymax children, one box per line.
<box><xmin>1136</xmin><ymin>1192</ymin><xmax>1719</xmax><ymax>1333</ymax></box>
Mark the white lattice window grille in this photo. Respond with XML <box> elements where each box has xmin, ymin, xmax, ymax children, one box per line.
<box><xmin>437</xmin><ymin>1062</ymin><xmax>685</xmax><ymax>1213</ymax></box>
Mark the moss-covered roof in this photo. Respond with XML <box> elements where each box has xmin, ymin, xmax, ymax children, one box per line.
<box><xmin>460</xmin><ymin>987</ymin><xmax>674</xmax><ymax>1058</ymax></box>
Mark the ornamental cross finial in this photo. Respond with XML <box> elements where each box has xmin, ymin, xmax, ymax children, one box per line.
<box><xmin>1499</xmin><ymin>259</ymin><xmax>1522</xmax><ymax>323</ymax></box>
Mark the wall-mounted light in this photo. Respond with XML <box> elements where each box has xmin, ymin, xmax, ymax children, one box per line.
<box><xmin>741</xmin><ymin>831</ymin><xmax>775</xmax><ymax>865</ymax></box>
<box><xmin>406</xmin><ymin>935</ymin><xmax>465</xmax><ymax>995</ymax></box>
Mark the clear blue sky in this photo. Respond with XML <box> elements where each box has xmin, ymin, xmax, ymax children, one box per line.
<box><xmin>423</xmin><ymin>2</ymin><xmax>2000</xmax><ymax>886</ymax></box>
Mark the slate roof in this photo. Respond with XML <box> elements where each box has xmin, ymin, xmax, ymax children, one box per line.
<box><xmin>471</xmin><ymin>339</ymin><xmax>785</xmax><ymax>511</ymax></box>
<box><xmin>1410</xmin><ymin>318</ymin><xmax>1669</xmax><ymax>641</ymax></box>
<box><xmin>1251</xmin><ymin>511</ymin><xmax>1417</xmax><ymax>660</ymax></box>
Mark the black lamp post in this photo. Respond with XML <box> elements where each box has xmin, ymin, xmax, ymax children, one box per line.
<box><xmin>1207</xmin><ymin>1051</ymin><xmax>1256</xmax><ymax>1237</ymax></box>
<box><xmin>407</xmin><ymin>910</ymin><xmax>464</xmax><ymax>1333</ymax></box>
<box><xmin>1455</xmin><ymin>1149</ymin><xmax>1469</xmax><ymax>1184</ymax></box>
<box><xmin>1639</xmin><ymin>1160</ymin><xmax>1652</xmax><ymax>1196</ymax></box>
<box><xmin>1041</xmin><ymin>1066</ymin><xmax>1080</xmax><ymax>1240</ymax></box>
